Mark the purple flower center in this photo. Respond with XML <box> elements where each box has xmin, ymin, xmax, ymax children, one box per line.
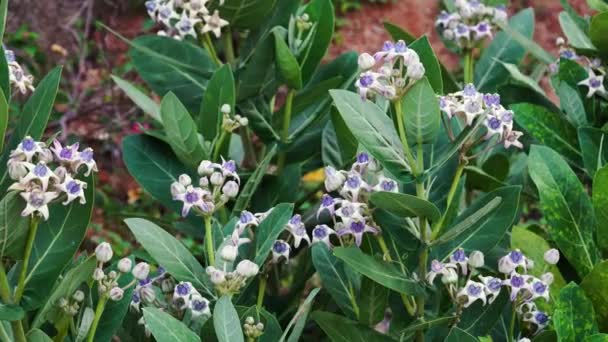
<box><xmin>509</xmin><ymin>250</ymin><xmax>523</xmax><ymax>263</ymax></box>
<box><xmin>295</xmin><ymin>226</ymin><xmax>307</xmax><ymax>236</ymax></box>
<box><xmin>157</xmin><ymin>267</ymin><xmax>165</xmax><ymax>275</ymax></box>
<box><xmin>139</xmin><ymin>278</ymin><xmax>152</xmax><ymax>287</ymax></box>
<box><xmin>80</xmin><ymin>149</ymin><xmax>94</xmax><ymax>162</ymax></box>
<box><xmin>29</xmin><ymin>192</ymin><xmax>45</xmax><ymax>207</ymax></box>
<box><xmin>590</xmin><ymin>78</ymin><xmax>602</xmax><ymax>88</ymax></box>
<box><xmin>488</xmin><ymin>117</ymin><xmax>501</xmax><ymax>130</ymax></box>
<box><xmin>314</xmin><ymin>227</ymin><xmax>328</xmax><ymax>238</ymax></box>
<box><xmin>467</xmin><ymin>284</ymin><xmax>482</xmax><ymax>296</ymax></box>
<box><xmin>185</xmin><ymin>191</ymin><xmax>199</xmax><ymax>204</ymax></box>
<box><xmin>178</xmin><ymin>19</ymin><xmax>192</xmax><ymax>32</ymax></box>
<box><xmin>346</xmin><ymin>176</ymin><xmax>361</xmax><ymax>188</ymax></box>
<box><xmin>33</xmin><ymin>164</ymin><xmax>48</xmax><ymax>177</ymax></box>
<box><xmin>5</xmin><ymin>50</ymin><xmax>15</xmax><ymax>63</ymax></box>
<box><xmin>560</xmin><ymin>50</ymin><xmax>576</xmax><ymax>60</ymax></box>
<box><xmin>483</xmin><ymin>93</ymin><xmax>500</xmax><ymax>107</ymax></box>
<box><xmin>66</xmin><ymin>181</ymin><xmax>81</xmax><ymax>194</ymax></box>
<box><xmin>240</xmin><ymin>211</ymin><xmax>254</xmax><ymax>224</ymax></box>
<box><xmin>501</xmin><ymin>111</ymin><xmax>513</xmax><ymax>123</ymax></box>
<box><xmin>159</xmin><ymin>6</ymin><xmax>172</xmax><ymax>19</ymax></box>
<box><xmin>289</xmin><ymin>215</ymin><xmax>302</xmax><ymax>225</ymax></box>
<box><xmin>382</xmin><ymin>41</ymin><xmax>394</xmax><ymax>51</ymax></box>
<box><xmin>351</xmin><ymin>221</ymin><xmax>365</xmax><ymax>233</ymax></box>
<box><xmin>381</xmin><ymin>180</ymin><xmax>396</xmax><ymax>191</ymax></box>
<box><xmin>510</xmin><ymin>275</ymin><xmax>524</xmax><ymax>288</ymax></box>
<box><xmin>456</xmin><ymin>24</ymin><xmax>469</xmax><ymax>34</ymax></box>
<box><xmin>533</xmin><ymin>281</ymin><xmax>547</xmax><ymax>294</ymax></box>
<box><xmin>60</xmin><ymin>147</ymin><xmax>73</xmax><ymax>160</ymax></box>
<box><xmin>321</xmin><ymin>194</ymin><xmax>334</xmax><ymax>207</ymax></box>
<box><xmin>145</xmin><ymin>1</ymin><xmax>157</xmax><ymax>12</ymax></box>
<box><xmin>431</xmin><ymin>260</ymin><xmax>443</xmax><ymax>272</ymax></box>
<box><xmin>488</xmin><ymin>278</ymin><xmax>502</xmax><ymax>292</ymax></box>
<box><xmin>438</xmin><ymin>11</ymin><xmax>449</xmax><ymax>20</ymax></box>
<box><xmin>340</xmin><ymin>205</ymin><xmax>354</xmax><ymax>217</ymax></box>
<box><xmin>273</xmin><ymin>241</ymin><xmax>288</xmax><ymax>254</ymax></box>
<box><xmin>452</xmin><ymin>249</ymin><xmax>466</xmax><ymax>262</ymax></box>
<box><xmin>223</xmin><ymin>161</ymin><xmax>236</xmax><ymax>173</ymax></box>
<box><xmin>395</xmin><ymin>41</ymin><xmax>407</xmax><ymax>53</ymax></box>
<box><xmin>359</xmin><ymin>74</ymin><xmax>374</xmax><ymax>87</ymax></box>
<box><xmin>132</xmin><ymin>292</ymin><xmax>141</xmax><ymax>303</ymax></box>
<box><xmin>535</xmin><ymin>312</ymin><xmax>549</xmax><ymax>325</ymax></box>
<box><xmin>21</xmin><ymin>138</ymin><xmax>35</xmax><ymax>151</ymax></box>
<box><xmin>176</xmin><ymin>283</ymin><xmax>190</xmax><ymax>296</ymax></box>
<box><xmin>357</xmin><ymin>152</ymin><xmax>369</xmax><ymax>163</ymax></box>
<box><xmin>439</xmin><ymin>97</ymin><xmax>447</xmax><ymax>109</ymax></box>
<box><xmin>463</xmin><ymin>84</ymin><xmax>477</xmax><ymax>96</ymax></box>
<box><xmin>192</xmin><ymin>299</ymin><xmax>207</xmax><ymax>311</ymax></box>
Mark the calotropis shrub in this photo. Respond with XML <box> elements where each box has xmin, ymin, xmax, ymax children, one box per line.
<box><xmin>1</xmin><ymin>0</ymin><xmax>608</xmax><ymax>341</ymax></box>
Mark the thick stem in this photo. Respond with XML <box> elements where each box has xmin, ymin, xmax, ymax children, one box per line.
<box><xmin>376</xmin><ymin>235</ymin><xmax>416</xmax><ymax>316</ymax></box>
<box><xmin>463</xmin><ymin>50</ymin><xmax>474</xmax><ymax>85</ymax></box>
<box><xmin>202</xmin><ymin>33</ymin><xmax>222</xmax><ymax>66</ymax></box>
<box><xmin>87</xmin><ymin>296</ymin><xmax>108</xmax><ymax>342</ymax></box>
<box><xmin>276</xmin><ymin>89</ymin><xmax>296</xmax><ymax>173</ymax></box>
<box><xmin>10</xmin><ymin>322</ymin><xmax>25</xmax><ymax>342</ymax></box>
<box><xmin>431</xmin><ymin>161</ymin><xmax>465</xmax><ymax>239</ymax></box>
<box><xmin>14</xmin><ymin>217</ymin><xmax>39</xmax><ymax>302</ymax></box>
<box><xmin>393</xmin><ymin>100</ymin><xmax>417</xmax><ymax>174</ymax></box>
<box><xmin>0</xmin><ymin>263</ymin><xmax>11</xmax><ymax>302</ymax></box>
<box><xmin>415</xmin><ymin>180</ymin><xmax>428</xmax><ymax>342</ymax></box>
<box><xmin>222</xmin><ymin>28</ymin><xmax>235</xmax><ymax>64</ymax></box>
<box><xmin>53</xmin><ymin>315</ymin><xmax>70</xmax><ymax>342</ymax></box>
<box><xmin>204</xmin><ymin>216</ymin><xmax>215</xmax><ymax>266</ymax></box>
<box><xmin>212</xmin><ymin>131</ymin><xmax>228</xmax><ymax>162</ymax></box>
<box><xmin>508</xmin><ymin>306</ymin><xmax>517</xmax><ymax>342</ymax></box>
<box><xmin>256</xmin><ymin>276</ymin><xmax>267</xmax><ymax>311</ymax></box>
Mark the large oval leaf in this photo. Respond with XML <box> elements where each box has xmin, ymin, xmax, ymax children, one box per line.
<box><xmin>578</xmin><ymin>127</ymin><xmax>608</xmax><ymax>178</ymax></box>
<box><xmin>528</xmin><ymin>145</ymin><xmax>600</xmax><ymax>277</ymax></box>
<box><xmin>111</xmin><ymin>75</ymin><xmax>161</xmax><ymax>124</ymax></box>
<box><xmin>592</xmin><ymin>166</ymin><xmax>608</xmax><ymax>252</ymax></box>
<box><xmin>0</xmin><ymin>192</ymin><xmax>29</xmax><ymax>259</ymax></box>
<box><xmin>143</xmin><ymin>307</ymin><xmax>201</xmax><ymax>342</ymax></box>
<box><xmin>409</xmin><ymin>37</ymin><xmax>443</xmax><ymax>94</ymax></box>
<box><xmin>216</xmin><ymin>0</ymin><xmax>276</xmax><ymax>30</ymax></box>
<box><xmin>299</xmin><ymin>0</ymin><xmax>335</xmax><ymax>85</ymax></box>
<box><xmin>198</xmin><ymin>64</ymin><xmax>235</xmax><ymax>141</ymax></box>
<box><xmin>402</xmin><ymin>77</ymin><xmax>440</xmax><ymax>146</ymax></box>
<box><xmin>330</xmin><ymin>89</ymin><xmax>412</xmax><ymax>182</ymax></box>
<box><xmin>581</xmin><ymin>261</ymin><xmax>608</xmax><ymax>332</ymax></box>
<box><xmin>590</xmin><ymin>12</ymin><xmax>608</xmax><ymax>58</ymax></box>
<box><xmin>273</xmin><ymin>31</ymin><xmax>302</xmax><ymax>90</ymax></box>
<box><xmin>370</xmin><ymin>191</ymin><xmax>441</xmax><ymax>223</ymax></box>
<box><xmin>554</xmin><ymin>283</ymin><xmax>599</xmax><ymax>341</ymax></box>
<box><xmin>213</xmin><ymin>296</ymin><xmax>244</xmax><ymax>342</ymax></box>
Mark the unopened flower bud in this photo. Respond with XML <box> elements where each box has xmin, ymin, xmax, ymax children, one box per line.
<box><xmin>161</xmin><ymin>278</ymin><xmax>176</xmax><ymax>293</ymax></box>
<box><xmin>132</xmin><ymin>262</ymin><xmax>150</xmax><ymax>280</ymax></box>
<box><xmin>544</xmin><ymin>248</ymin><xmax>559</xmax><ymax>265</ymax></box>
<box><xmin>209</xmin><ymin>269</ymin><xmax>226</xmax><ymax>284</ymax></box>
<box><xmin>198</xmin><ymin>160</ymin><xmax>215</xmax><ymax>176</ymax></box>
<box><xmin>118</xmin><ymin>258</ymin><xmax>133</xmax><ymax>273</ymax></box>
<box><xmin>140</xmin><ymin>286</ymin><xmax>156</xmax><ymax>303</ymax></box>
<box><xmin>222</xmin><ymin>180</ymin><xmax>239</xmax><ymax>198</ymax></box>
<box><xmin>245</xmin><ymin>316</ymin><xmax>255</xmax><ymax>325</ymax></box>
<box><xmin>407</xmin><ymin>62</ymin><xmax>425</xmax><ymax>80</ymax></box>
<box><xmin>220</xmin><ymin>245</ymin><xmax>238</xmax><ymax>262</ymax></box>
<box><xmin>256</xmin><ymin>322</ymin><xmax>264</xmax><ymax>331</ymax></box>
<box><xmin>541</xmin><ymin>272</ymin><xmax>554</xmax><ymax>285</ymax></box>
<box><xmin>468</xmin><ymin>251</ymin><xmax>485</xmax><ymax>268</ymax></box>
<box><xmin>58</xmin><ymin>297</ymin><xmax>69</xmax><ymax>308</ymax></box>
<box><xmin>555</xmin><ymin>37</ymin><xmax>565</xmax><ymax>46</ymax></box>
<box><xmin>171</xmin><ymin>181</ymin><xmax>186</xmax><ymax>197</ymax></box>
<box><xmin>178</xmin><ymin>174</ymin><xmax>192</xmax><ymax>186</ymax></box>
<box><xmin>221</xmin><ymin>104</ymin><xmax>231</xmax><ymax>115</ymax></box>
<box><xmin>210</xmin><ymin>172</ymin><xmax>224</xmax><ymax>186</ymax></box>
<box><xmin>109</xmin><ymin>287</ymin><xmax>124</xmax><ymax>301</ymax></box>
<box><xmin>72</xmin><ymin>290</ymin><xmax>85</xmax><ymax>302</ymax></box>
<box><xmin>236</xmin><ymin>260</ymin><xmax>259</xmax><ymax>278</ymax></box>
<box><xmin>441</xmin><ymin>268</ymin><xmax>458</xmax><ymax>284</ymax></box>
<box><xmin>199</xmin><ymin>177</ymin><xmax>210</xmax><ymax>188</ymax></box>
<box><xmin>358</xmin><ymin>53</ymin><xmax>375</xmax><ymax>70</ymax></box>
<box><xmin>324</xmin><ymin>166</ymin><xmax>345</xmax><ymax>192</ymax></box>
<box><xmin>95</xmin><ymin>242</ymin><xmax>113</xmax><ymax>263</ymax></box>
<box><xmin>108</xmin><ymin>271</ymin><xmax>117</xmax><ymax>279</ymax></box>
<box><xmin>93</xmin><ymin>268</ymin><xmax>105</xmax><ymax>281</ymax></box>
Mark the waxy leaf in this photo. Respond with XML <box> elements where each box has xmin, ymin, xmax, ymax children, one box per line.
<box><xmin>125</xmin><ymin>218</ymin><xmax>214</xmax><ymax>297</ymax></box>
<box><xmin>232</xmin><ymin>145</ymin><xmax>277</xmax><ymax>215</ymax></box>
<box><xmin>311</xmin><ymin>311</ymin><xmax>395</xmax><ymax>342</ymax></box>
<box><xmin>578</xmin><ymin>127</ymin><xmax>608</xmax><ymax>178</ymax></box>
<box><xmin>581</xmin><ymin>261</ymin><xmax>608</xmax><ymax>332</ymax></box>
<box><xmin>111</xmin><ymin>75</ymin><xmax>161</xmax><ymax>124</ymax></box>
<box><xmin>217</xmin><ymin>0</ymin><xmax>276</xmax><ymax>30</ymax></box>
<box><xmin>409</xmin><ymin>37</ymin><xmax>443</xmax><ymax>94</ymax></box>
<box><xmin>0</xmin><ymin>303</ymin><xmax>24</xmax><ymax>321</ymax></box>
<box><xmin>333</xmin><ymin>247</ymin><xmax>423</xmax><ymax>296</ymax></box>
<box><xmin>590</xmin><ymin>12</ymin><xmax>608</xmax><ymax>58</ymax></box>
<box><xmin>559</xmin><ymin>11</ymin><xmax>596</xmax><ymax>51</ymax></box>
<box><xmin>358</xmin><ymin>277</ymin><xmax>389</xmax><ymax>326</ymax></box>
<box><xmin>161</xmin><ymin>92</ymin><xmax>206</xmax><ymax>167</ymax></box>
<box><xmin>299</xmin><ymin>0</ymin><xmax>335</xmax><ymax>85</ymax></box>
<box><xmin>253</xmin><ymin>203</ymin><xmax>294</xmax><ymax>266</ymax></box>
<box><xmin>311</xmin><ymin>244</ymin><xmax>359</xmax><ymax>319</ymax></box>
<box><xmin>402</xmin><ymin>77</ymin><xmax>440</xmax><ymax>145</ymax></box>
<box><xmin>370</xmin><ymin>191</ymin><xmax>441</xmax><ymax>223</ymax></box>
<box><xmin>144</xmin><ymin>307</ymin><xmax>201</xmax><ymax>342</ymax></box>
<box><xmin>554</xmin><ymin>283</ymin><xmax>598</xmax><ymax>341</ymax></box>
<box><xmin>273</xmin><ymin>31</ymin><xmax>302</xmax><ymax>90</ymax></box>
<box><xmin>0</xmin><ymin>192</ymin><xmax>29</xmax><ymax>259</ymax></box>
<box><xmin>445</xmin><ymin>327</ymin><xmax>478</xmax><ymax>342</ymax></box>
<box><xmin>280</xmin><ymin>288</ymin><xmax>320</xmax><ymax>342</ymax></box>
<box><xmin>593</xmin><ymin>166</ymin><xmax>608</xmax><ymax>252</ymax></box>
<box><xmin>558</xmin><ymin>83</ymin><xmax>587</xmax><ymax>128</ymax></box>
<box><xmin>529</xmin><ymin>145</ymin><xmax>600</xmax><ymax>277</ymax></box>
<box><xmin>0</xmin><ymin>45</ymin><xmax>9</xmax><ymax>105</ymax></box>
<box><xmin>199</xmin><ymin>64</ymin><xmax>235</xmax><ymax>141</ymax></box>
<box><xmin>214</xmin><ymin>296</ymin><xmax>244</xmax><ymax>342</ymax></box>
<box><xmin>0</xmin><ymin>87</ymin><xmax>7</xmax><ymax>153</ymax></box>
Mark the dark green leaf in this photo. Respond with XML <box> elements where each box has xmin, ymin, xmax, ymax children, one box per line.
<box><xmin>143</xmin><ymin>307</ymin><xmax>201</xmax><ymax>342</ymax></box>
<box><xmin>26</xmin><ymin>329</ymin><xmax>53</xmax><ymax>342</ymax></box>
<box><xmin>581</xmin><ymin>261</ymin><xmax>608</xmax><ymax>332</ymax></box>
<box><xmin>590</xmin><ymin>12</ymin><xmax>608</xmax><ymax>58</ymax></box>
<box><xmin>459</xmin><ymin>291</ymin><xmax>509</xmax><ymax>336</ymax></box>
<box><xmin>370</xmin><ymin>191</ymin><xmax>441</xmax><ymax>223</ymax></box>
<box><xmin>273</xmin><ymin>31</ymin><xmax>302</xmax><ymax>90</ymax></box>
<box><xmin>402</xmin><ymin>78</ymin><xmax>440</xmax><ymax>145</ymax></box>
<box><xmin>232</xmin><ymin>145</ymin><xmax>277</xmax><ymax>215</ymax></box>
<box><xmin>0</xmin><ymin>192</ymin><xmax>29</xmax><ymax>259</ymax></box>
<box><xmin>0</xmin><ymin>46</ymin><xmax>9</xmax><ymax>102</ymax></box>
<box><xmin>300</xmin><ymin>0</ymin><xmax>335</xmax><ymax>85</ymax></box>
<box><xmin>237</xmin><ymin>34</ymin><xmax>276</xmax><ymax>101</ymax></box>
<box><xmin>0</xmin><ymin>303</ymin><xmax>24</xmax><ymax>321</ymax></box>
<box><xmin>281</xmin><ymin>288</ymin><xmax>320</xmax><ymax>342</ymax></box>
<box><xmin>199</xmin><ymin>64</ymin><xmax>235</xmax><ymax>141</ymax></box>
<box><xmin>214</xmin><ymin>296</ymin><xmax>244</xmax><ymax>342</ymax></box>
<box><xmin>216</xmin><ymin>0</ymin><xmax>276</xmax><ymax>30</ymax></box>
<box><xmin>445</xmin><ymin>327</ymin><xmax>478</xmax><ymax>342</ymax></box>
<box><xmin>253</xmin><ymin>203</ymin><xmax>294</xmax><ymax>266</ymax></box>
<box><xmin>333</xmin><ymin>247</ymin><xmax>423</xmax><ymax>296</ymax></box>
<box><xmin>579</xmin><ymin>127</ymin><xmax>608</xmax><ymax>178</ymax></box>
<box><xmin>358</xmin><ymin>277</ymin><xmax>389</xmax><ymax>326</ymax></box>
<box><xmin>409</xmin><ymin>37</ymin><xmax>443</xmax><ymax>94</ymax></box>
<box><xmin>559</xmin><ymin>11</ymin><xmax>596</xmax><ymax>50</ymax></box>
<box><xmin>161</xmin><ymin>92</ymin><xmax>206</xmax><ymax>167</ymax></box>
<box><xmin>311</xmin><ymin>311</ymin><xmax>396</xmax><ymax>342</ymax></box>
<box><xmin>593</xmin><ymin>166</ymin><xmax>608</xmax><ymax>252</ymax></box>
<box><xmin>559</xmin><ymin>82</ymin><xmax>587</xmax><ymax>127</ymax></box>
<box><xmin>494</xmin><ymin>20</ymin><xmax>555</xmax><ymax>64</ymax></box>
<box><xmin>111</xmin><ymin>75</ymin><xmax>161</xmax><ymax>124</ymax></box>
<box><xmin>554</xmin><ymin>283</ymin><xmax>598</xmax><ymax>341</ymax></box>
<box><xmin>528</xmin><ymin>145</ymin><xmax>600</xmax><ymax>277</ymax></box>
<box><xmin>0</xmin><ymin>77</ymin><xmax>7</xmax><ymax>152</ymax></box>
<box><xmin>0</xmin><ymin>0</ymin><xmax>7</xmax><ymax>42</ymax></box>
<box><xmin>499</xmin><ymin>61</ymin><xmax>546</xmax><ymax>95</ymax></box>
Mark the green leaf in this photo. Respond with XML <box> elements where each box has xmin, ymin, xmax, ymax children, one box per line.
<box><xmin>253</xmin><ymin>203</ymin><xmax>294</xmax><ymax>266</ymax></box>
<box><xmin>143</xmin><ymin>307</ymin><xmax>201</xmax><ymax>342</ymax></box>
<box><xmin>581</xmin><ymin>261</ymin><xmax>608</xmax><ymax>332</ymax></box>
<box><xmin>232</xmin><ymin>145</ymin><xmax>277</xmax><ymax>215</ymax></box>
<box><xmin>127</xmin><ymin>34</ymin><xmax>215</xmax><ymax>111</ymax></box>
<box><xmin>592</xmin><ymin>166</ymin><xmax>608</xmax><ymax>252</ymax></box>
<box><xmin>311</xmin><ymin>311</ymin><xmax>396</xmax><ymax>342</ymax></box>
<box><xmin>499</xmin><ymin>61</ymin><xmax>546</xmax><ymax>95</ymax></box>
<box><xmin>30</xmin><ymin>257</ymin><xmax>96</xmax><ymax>329</ymax></box>
<box><xmin>369</xmin><ymin>191</ymin><xmax>441</xmax><ymax>223</ymax></box>
<box><xmin>125</xmin><ymin>218</ymin><xmax>214</xmax><ymax>297</ymax></box>
<box><xmin>584</xmin><ymin>334</ymin><xmax>608</xmax><ymax>342</ymax></box>
<box><xmin>0</xmin><ymin>85</ymin><xmax>7</xmax><ymax>153</ymax></box>
<box><xmin>0</xmin><ymin>303</ymin><xmax>24</xmax><ymax>321</ymax></box>
<box><xmin>199</xmin><ymin>64</ymin><xmax>235</xmax><ymax>141</ymax></box>
<box><xmin>494</xmin><ymin>20</ymin><xmax>555</xmax><ymax>65</ymax></box>
<box><xmin>333</xmin><ymin>247</ymin><xmax>423</xmax><ymax>296</ymax></box>
<box><xmin>216</xmin><ymin>0</ymin><xmax>276</xmax><ymax>29</ymax></box>
<box><xmin>358</xmin><ymin>277</ymin><xmax>389</xmax><ymax>326</ymax></box>
<box><xmin>558</xmin><ymin>82</ymin><xmax>587</xmax><ymax>127</ymax></box>
<box><xmin>0</xmin><ymin>46</ymin><xmax>9</xmax><ymax>101</ymax></box>
<box><xmin>237</xmin><ymin>34</ymin><xmax>276</xmax><ymax>101</ymax></box>
<box><xmin>111</xmin><ymin>75</ymin><xmax>161</xmax><ymax>124</ymax></box>
<box><xmin>237</xmin><ymin>306</ymin><xmax>282</xmax><ymax>342</ymax></box>
<box><xmin>280</xmin><ymin>288</ymin><xmax>320</xmax><ymax>342</ymax></box>
<box><xmin>122</xmin><ymin>134</ymin><xmax>191</xmax><ymax>213</ymax></box>
<box><xmin>0</xmin><ymin>67</ymin><xmax>62</xmax><ymax>195</ymax></box>
<box><xmin>588</xmin><ymin>0</ymin><xmax>608</xmax><ymax>11</ymax></box>
<box><xmin>26</xmin><ymin>329</ymin><xmax>53</xmax><ymax>342</ymax></box>
<box><xmin>528</xmin><ymin>145</ymin><xmax>600</xmax><ymax>277</ymax></box>
<box><xmin>402</xmin><ymin>78</ymin><xmax>440</xmax><ymax>145</ymax></box>
<box><xmin>0</xmin><ymin>0</ymin><xmax>7</xmax><ymax>42</ymax></box>
<box><xmin>434</xmin><ymin>186</ymin><xmax>520</xmax><ymax>260</ymax></box>
<box><xmin>300</xmin><ymin>0</ymin><xmax>335</xmax><ymax>85</ymax></box>
<box><xmin>330</xmin><ymin>90</ymin><xmax>412</xmax><ymax>183</ymax></box>
<box><xmin>0</xmin><ymin>192</ymin><xmax>29</xmax><ymax>259</ymax></box>
<box><xmin>409</xmin><ymin>37</ymin><xmax>443</xmax><ymax>94</ymax></box>
<box><xmin>475</xmin><ymin>9</ymin><xmax>534</xmax><ymax>92</ymax></box>
<box><xmin>512</xmin><ymin>103</ymin><xmax>581</xmax><ymax>164</ymax></box>
<box><xmin>311</xmin><ymin>244</ymin><xmax>359</xmax><ymax>319</ymax></box>
<box><xmin>161</xmin><ymin>92</ymin><xmax>206</xmax><ymax>167</ymax></box>
<box><xmin>20</xmin><ymin>175</ymin><xmax>94</xmax><ymax>311</ymax></box>
<box><xmin>273</xmin><ymin>31</ymin><xmax>302</xmax><ymax>90</ymax></box>
<box><xmin>445</xmin><ymin>327</ymin><xmax>478</xmax><ymax>342</ymax></box>
<box><xmin>554</xmin><ymin>283</ymin><xmax>598</xmax><ymax>341</ymax></box>
<box><xmin>578</xmin><ymin>127</ymin><xmax>608</xmax><ymax>178</ymax></box>
<box><xmin>458</xmin><ymin>291</ymin><xmax>509</xmax><ymax>336</ymax></box>
<box><xmin>214</xmin><ymin>296</ymin><xmax>244</xmax><ymax>342</ymax></box>
<box><xmin>559</xmin><ymin>11</ymin><xmax>596</xmax><ymax>51</ymax></box>
<box><xmin>590</xmin><ymin>12</ymin><xmax>608</xmax><ymax>58</ymax></box>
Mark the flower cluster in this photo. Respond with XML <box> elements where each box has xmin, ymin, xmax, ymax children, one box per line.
<box><xmin>355</xmin><ymin>40</ymin><xmax>425</xmax><ymax>100</ymax></box>
<box><xmin>57</xmin><ymin>290</ymin><xmax>85</xmax><ymax>316</ymax></box>
<box><xmin>220</xmin><ymin>104</ymin><xmax>248</xmax><ymax>133</ymax></box>
<box><xmin>439</xmin><ymin>84</ymin><xmax>524</xmax><ymax>149</ymax></box>
<box><xmin>317</xmin><ymin>152</ymin><xmax>399</xmax><ymax>247</ymax></box>
<box><xmin>171</xmin><ymin>158</ymin><xmax>240</xmax><ymax>217</ymax></box>
<box><xmin>145</xmin><ymin>0</ymin><xmax>228</xmax><ymax>40</ymax></box>
<box><xmin>435</xmin><ymin>0</ymin><xmax>507</xmax><ymax>48</ymax></box>
<box><xmin>5</xmin><ymin>48</ymin><xmax>35</xmax><ymax>94</ymax></box>
<box><xmin>171</xmin><ymin>281</ymin><xmax>211</xmax><ymax>318</ymax></box>
<box><xmin>206</xmin><ymin>258</ymin><xmax>260</xmax><ymax>296</ymax></box>
<box><xmin>7</xmin><ymin>137</ymin><xmax>98</xmax><ymax>220</ymax></box>
<box><xmin>243</xmin><ymin>316</ymin><xmax>265</xmax><ymax>340</ymax></box>
<box><xmin>427</xmin><ymin>248</ymin><xmax>558</xmax><ymax>337</ymax></box>
<box><xmin>94</xmin><ymin>242</ymin><xmax>151</xmax><ymax>302</ymax></box>
<box><xmin>130</xmin><ymin>266</ymin><xmax>171</xmax><ymax>311</ymax></box>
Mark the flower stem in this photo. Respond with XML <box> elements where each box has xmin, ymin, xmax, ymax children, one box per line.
<box><xmin>14</xmin><ymin>217</ymin><xmax>39</xmax><ymax>302</ymax></box>
<box><xmin>463</xmin><ymin>50</ymin><xmax>474</xmax><ymax>85</ymax></box>
<box><xmin>202</xmin><ymin>33</ymin><xmax>222</xmax><ymax>66</ymax></box>
<box><xmin>212</xmin><ymin>131</ymin><xmax>228</xmax><ymax>162</ymax></box>
<box><xmin>392</xmin><ymin>100</ymin><xmax>417</xmax><ymax>174</ymax></box>
<box><xmin>276</xmin><ymin>89</ymin><xmax>296</xmax><ymax>173</ymax></box>
<box><xmin>256</xmin><ymin>276</ymin><xmax>267</xmax><ymax>311</ymax></box>
<box><xmin>87</xmin><ymin>296</ymin><xmax>108</xmax><ymax>342</ymax></box>
<box><xmin>204</xmin><ymin>215</ymin><xmax>215</xmax><ymax>266</ymax></box>
<box><xmin>431</xmin><ymin>161</ymin><xmax>465</xmax><ymax>240</ymax></box>
<box><xmin>222</xmin><ymin>28</ymin><xmax>235</xmax><ymax>65</ymax></box>
<box><xmin>508</xmin><ymin>306</ymin><xmax>517</xmax><ymax>342</ymax></box>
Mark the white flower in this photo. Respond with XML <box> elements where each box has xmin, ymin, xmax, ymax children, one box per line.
<box><xmin>373</xmin><ymin>176</ymin><xmax>398</xmax><ymax>193</ymax></box>
<box><xmin>578</xmin><ymin>71</ymin><xmax>606</xmax><ymax>98</ymax></box>
<box><xmin>202</xmin><ymin>10</ymin><xmax>229</xmax><ymax>38</ymax></box>
<box><xmin>468</xmin><ymin>250</ymin><xmax>485</xmax><ymax>268</ymax></box>
<box><xmin>426</xmin><ymin>259</ymin><xmax>456</xmax><ymax>284</ymax></box>
<box><xmin>358</xmin><ymin>53</ymin><xmax>375</xmax><ymax>70</ymax></box>
<box><xmin>503</xmin><ymin>130</ymin><xmax>524</xmax><ymax>149</ymax></box>
<box><xmin>441</xmin><ymin>268</ymin><xmax>458</xmax><ymax>284</ymax></box>
<box><xmin>541</xmin><ymin>272</ymin><xmax>554</xmax><ymax>285</ymax></box>
<box><xmin>178</xmin><ymin>174</ymin><xmax>192</xmax><ymax>186</ymax></box>
<box><xmin>317</xmin><ymin>194</ymin><xmax>340</xmax><ymax>219</ymax></box>
<box><xmin>21</xmin><ymin>189</ymin><xmax>59</xmax><ymax>220</ymax></box>
<box><xmin>312</xmin><ymin>224</ymin><xmax>336</xmax><ymax>248</ymax></box>
<box><xmin>543</xmin><ymin>248</ymin><xmax>560</xmax><ymax>265</ymax></box>
<box><xmin>19</xmin><ymin>162</ymin><xmax>59</xmax><ymax>191</ymax></box>
<box><xmin>118</xmin><ymin>258</ymin><xmax>133</xmax><ymax>273</ymax></box>
<box><xmin>222</xmin><ymin>180</ymin><xmax>239</xmax><ymax>198</ymax></box>
<box><xmin>479</xmin><ymin>276</ymin><xmax>502</xmax><ymax>304</ymax></box>
<box><xmin>7</xmin><ymin>159</ymin><xmax>28</xmax><ymax>180</ymax></box>
<box><xmin>324</xmin><ymin>166</ymin><xmax>346</xmax><ymax>192</ymax></box>
<box><xmin>449</xmin><ymin>248</ymin><xmax>469</xmax><ymax>275</ymax></box>
<box><xmin>93</xmin><ymin>268</ymin><xmax>105</xmax><ymax>281</ymax></box>
<box><xmin>198</xmin><ymin>160</ymin><xmax>216</xmax><ymax>176</ymax></box>
<box><xmin>286</xmin><ymin>215</ymin><xmax>310</xmax><ymax>248</ymax></box>
<box><xmin>220</xmin><ymin>244</ymin><xmax>238</xmax><ymax>262</ymax></box>
<box><xmin>173</xmin><ymin>185</ymin><xmax>212</xmax><ymax>217</ymax></box>
<box><xmin>77</xmin><ymin>148</ymin><xmax>98</xmax><ymax>176</ymax></box>
<box><xmin>457</xmin><ymin>280</ymin><xmax>487</xmax><ymax>307</ymax></box>
<box><xmin>207</xmin><ymin>267</ymin><xmax>226</xmax><ymax>284</ymax></box>
<box><xmin>406</xmin><ymin>62</ymin><xmax>425</xmax><ymax>80</ymax></box>
<box><xmin>10</xmin><ymin>136</ymin><xmax>45</xmax><ymax>162</ymax></box>
<box><xmin>157</xmin><ymin>1</ymin><xmax>179</xmax><ymax>26</ymax></box>
<box><xmin>235</xmin><ymin>260</ymin><xmax>259</xmax><ymax>278</ymax></box>
<box><xmin>109</xmin><ymin>287</ymin><xmax>124</xmax><ymax>301</ymax></box>
<box><xmin>498</xmin><ymin>249</ymin><xmax>528</xmax><ymax>274</ymax></box>
<box><xmin>184</xmin><ymin>0</ymin><xmax>210</xmax><ymax>17</ymax></box>
<box><xmin>528</xmin><ymin>277</ymin><xmax>550</xmax><ymax>302</ymax></box>
<box><xmin>339</xmin><ymin>171</ymin><xmax>370</xmax><ymax>201</ymax></box>
<box><xmin>336</xmin><ymin>218</ymin><xmax>378</xmax><ymax>247</ymax></box>
<box><xmin>51</xmin><ymin>140</ymin><xmax>80</xmax><ymax>165</ymax></box>
<box><xmin>189</xmin><ymin>294</ymin><xmax>211</xmax><ymax>318</ymax></box>
<box><xmin>132</xmin><ymin>262</ymin><xmax>151</xmax><ymax>280</ymax></box>
<box><xmin>57</xmin><ymin>174</ymin><xmax>87</xmax><ymax>205</ymax></box>
<box><xmin>95</xmin><ymin>242</ymin><xmax>114</xmax><ymax>263</ymax></box>
<box><xmin>176</xmin><ymin>12</ymin><xmax>201</xmax><ymax>38</ymax></box>
<box><xmin>271</xmin><ymin>240</ymin><xmax>291</xmax><ymax>263</ymax></box>
<box><xmin>503</xmin><ymin>272</ymin><xmax>529</xmax><ymax>301</ymax></box>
